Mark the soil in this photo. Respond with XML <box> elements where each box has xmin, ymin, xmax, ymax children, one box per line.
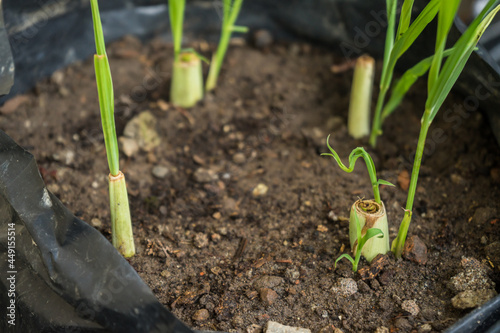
<box><xmin>2</xmin><ymin>35</ymin><xmax>500</xmax><ymax>333</ymax></box>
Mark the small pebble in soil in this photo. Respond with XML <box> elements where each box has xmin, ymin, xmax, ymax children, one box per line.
<box><xmin>403</xmin><ymin>235</ymin><xmax>428</xmax><ymax>264</ymax></box>
<box><xmin>259</xmin><ymin>288</ymin><xmax>278</xmax><ymax>306</ymax></box>
<box><xmin>252</xmin><ymin>183</ymin><xmax>269</xmax><ymax>197</ymax></box>
<box><xmin>401</xmin><ymin>299</ymin><xmax>420</xmax><ymax>316</ymax></box>
<box><xmin>418</xmin><ymin>324</ymin><xmax>433</xmax><ymax>333</ymax></box>
<box><xmin>211</xmin><ymin>233</ymin><xmax>221</xmax><ymax>243</ymax></box>
<box><xmin>253</xmin><ymin>30</ymin><xmax>273</xmax><ymax>49</ymax></box>
<box><xmin>449</xmin><ymin>257</ymin><xmax>495</xmax><ymax>292</ymax></box>
<box><xmin>122</xmin><ymin>111</ymin><xmax>161</xmax><ymax>152</ymax></box>
<box><xmin>247</xmin><ymin>324</ymin><xmax>263</xmax><ymax>333</ymax></box>
<box><xmin>193</xmin><ymin>167</ymin><xmax>218</xmax><ymax>183</ymax></box>
<box><xmin>265</xmin><ymin>321</ymin><xmax>311</xmax><ymax>333</ymax></box>
<box><xmin>374</xmin><ymin>327</ymin><xmax>389</xmax><ymax>333</ymax></box>
<box><xmin>451</xmin><ymin>289</ymin><xmax>497</xmax><ymax>309</ymax></box>
<box><xmin>285</xmin><ymin>268</ymin><xmax>300</xmax><ymax>282</ymax></box>
<box><xmin>192</xmin><ymin>309</ymin><xmax>209</xmax><ymax>322</ymax></box>
<box><xmin>356</xmin><ymin>280</ymin><xmax>372</xmax><ymax>293</ymax></box>
<box><xmin>319</xmin><ymin>325</ymin><xmax>343</xmax><ymax>333</ymax></box>
<box><xmin>331</xmin><ymin>278</ymin><xmax>358</xmax><ymax>297</ymax></box>
<box><xmin>90</xmin><ymin>218</ymin><xmax>102</xmax><ymax>228</ymax></box>
<box><xmin>395</xmin><ymin>318</ymin><xmax>412</xmax><ymax>331</ymax></box>
<box><xmin>119</xmin><ymin>137</ymin><xmax>139</xmax><ymax>157</ymax></box>
<box><xmin>397</xmin><ymin>169</ymin><xmax>410</xmax><ymax>191</ymax></box>
<box><xmin>193</xmin><ymin>233</ymin><xmax>209</xmax><ymax>248</ymax></box>
<box><xmin>327</xmin><ymin>210</ymin><xmax>339</xmax><ymax>222</ymax></box>
<box><xmin>233</xmin><ymin>152</ymin><xmax>246</xmax><ymax>164</ymax></box>
<box><xmin>152</xmin><ymin>165</ymin><xmax>169</xmax><ymax>179</ymax></box>
<box><xmin>253</xmin><ymin>275</ymin><xmax>284</xmax><ymax>289</ymax></box>
<box><xmin>471</xmin><ymin>206</ymin><xmax>497</xmax><ymax>225</ymax></box>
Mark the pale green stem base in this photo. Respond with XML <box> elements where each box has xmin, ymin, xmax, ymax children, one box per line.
<box><xmin>171</xmin><ymin>52</ymin><xmax>203</xmax><ymax>108</ymax></box>
<box><xmin>205</xmin><ymin>53</ymin><xmax>219</xmax><ymax>92</ymax></box>
<box><xmin>109</xmin><ymin>171</ymin><xmax>135</xmax><ymax>258</ymax></box>
<box><xmin>348</xmin><ymin>55</ymin><xmax>375</xmax><ymax>139</ymax></box>
<box><xmin>350</xmin><ymin>199</ymin><xmax>390</xmax><ymax>262</ymax></box>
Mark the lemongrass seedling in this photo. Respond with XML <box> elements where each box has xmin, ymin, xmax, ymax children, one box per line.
<box><xmin>348</xmin><ymin>54</ymin><xmax>375</xmax><ymax>139</ymax></box>
<box><xmin>369</xmin><ymin>0</ymin><xmax>441</xmax><ymax>147</ymax></box>
<box><xmin>322</xmin><ymin>135</ymin><xmax>394</xmax><ymax>265</ymax></box>
<box><xmin>205</xmin><ymin>0</ymin><xmax>247</xmax><ymax>92</ymax></box>
<box><xmin>169</xmin><ymin>0</ymin><xmax>204</xmax><ymax>108</ymax></box>
<box><xmin>335</xmin><ymin>211</ymin><xmax>384</xmax><ymax>272</ymax></box>
<box><xmin>392</xmin><ymin>0</ymin><xmax>500</xmax><ymax>258</ymax></box>
<box><xmin>90</xmin><ymin>0</ymin><xmax>135</xmax><ymax>257</ymax></box>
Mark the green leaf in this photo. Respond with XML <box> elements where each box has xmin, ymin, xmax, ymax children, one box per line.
<box><xmin>323</xmin><ymin>135</ymin><xmax>384</xmax><ymax>203</ymax></box>
<box><xmin>381</xmin><ymin>48</ymin><xmax>454</xmax><ymax>120</ymax></box>
<box><xmin>383</xmin><ymin>0</ymin><xmax>440</xmax><ymax>91</ymax></box>
<box><xmin>335</xmin><ymin>253</ymin><xmax>355</xmax><ymax>268</ymax></box>
<box><xmin>377</xmin><ymin>179</ymin><xmax>395</xmax><ymax>187</ymax></box>
<box><xmin>428</xmin><ymin>0</ymin><xmax>461</xmax><ymax>92</ymax></box>
<box><xmin>231</xmin><ymin>25</ymin><xmax>249</xmax><ymax>33</ymax></box>
<box><xmin>396</xmin><ymin>0</ymin><xmax>415</xmax><ymax>40</ymax></box>
<box><xmin>358</xmin><ymin>228</ymin><xmax>384</xmax><ymax>250</ymax></box>
<box><xmin>426</xmin><ymin>1</ymin><xmax>500</xmax><ymax>121</ymax></box>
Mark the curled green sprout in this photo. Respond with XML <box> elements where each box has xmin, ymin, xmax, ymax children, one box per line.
<box><xmin>335</xmin><ymin>212</ymin><xmax>384</xmax><ymax>272</ymax></box>
<box><xmin>321</xmin><ymin>135</ymin><xmax>394</xmax><ymax>204</ymax></box>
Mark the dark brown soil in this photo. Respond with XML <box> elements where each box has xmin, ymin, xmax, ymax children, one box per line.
<box><xmin>2</xmin><ymin>36</ymin><xmax>500</xmax><ymax>332</ymax></box>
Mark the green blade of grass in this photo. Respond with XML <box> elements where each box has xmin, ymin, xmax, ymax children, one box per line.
<box><xmin>91</xmin><ymin>0</ymin><xmax>119</xmax><ymax>176</ymax></box>
<box><xmin>335</xmin><ymin>253</ymin><xmax>355</xmax><ymax>268</ymax></box>
<box><xmin>427</xmin><ymin>1</ymin><xmax>500</xmax><ymax>120</ymax></box>
<box><xmin>169</xmin><ymin>0</ymin><xmax>186</xmax><ymax>58</ymax></box>
<box><xmin>396</xmin><ymin>0</ymin><xmax>415</xmax><ymax>40</ymax></box>
<box><xmin>381</xmin><ymin>48</ymin><xmax>454</xmax><ymax>120</ymax></box>
<box><xmin>428</xmin><ymin>0</ymin><xmax>461</xmax><ymax>92</ymax></box>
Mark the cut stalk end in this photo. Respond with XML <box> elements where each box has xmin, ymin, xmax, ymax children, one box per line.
<box><xmin>170</xmin><ymin>52</ymin><xmax>204</xmax><ymax>108</ymax></box>
<box><xmin>109</xmin><ymin>171</ymin><xmax>135</xmax><ymax>258</ymax></box>
<box><xmin>348</xmin><ymin>55</ymin><xmax>375</xmax><ymax>139</ymax></box>
<box><xmin>350</xmin><ymin>199</ymin><xmax>390</xmax><ymax>262</ymax></box>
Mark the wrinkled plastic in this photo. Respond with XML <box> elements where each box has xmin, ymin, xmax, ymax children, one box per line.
<box><xmin>0</xmin><ymin>130</ymin><xmax>193</xmax><ymax>332</ymax></box>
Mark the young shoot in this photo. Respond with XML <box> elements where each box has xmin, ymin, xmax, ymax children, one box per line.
<box><xmin>205</xmin><ymin>0</ymin><xmax>247</xmax><ymax>92</ymax></box>
<box><xmin>335</xmin><ymin>211</ymin><xmax>384</xmax><ymax>272</ymax></box>
<box><xmin>322</xmin><ymin>135</ymin><xmax>394</xmax><ymax>265</ymax></box>
<box><xmin>348</xmin><ymin>55</ymin><xmax>375</xmax><ymax>139</ymax></box>
<box><xmin>90</xmin><ymin>0</ymin><xmax>135</xmax><ymax>257</ymax></box>
<box><xmin>392</xmin><ymin>0</ymin><xmax>500</xmax><ymax>258</ymax></box>
<box><xmin>169</xmin><ymin>0</ymin><xmax>204</xmax><ymax>108</ymax></box>
<box><xmin>369</xmin><ymin>0</ymin><xmax>441</xmax><ymax>147</ymax></box>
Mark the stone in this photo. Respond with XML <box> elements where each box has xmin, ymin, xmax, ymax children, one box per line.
<box><xmin>401</xmin><ymin>299</ymin><xmax>420</xmax><ymax>316</ymax></box>
<box><xmin>119</xmin><ymin>137</ymin><xmax>139</xmax><ymax>157</ymax></box>
<box><xmin>418</xmin><ymin>324</ymin><xmax>433</xmax><ymax>333</ymax></box>
<box><xmin>451</xmin><ymin>289</ymin><xmax>497</xmax><ymax>309</ymax></box>
<box><xmin>253</xmin><ymin>30</ymin><xmax>273</xmax><ymax>49</ymax></box>
<box><xmin>90</xmin><ymin>218</ymin><xmax>102</xmax><ymax>228</ymax></box>
<box><xmin>374</xmin><ymin>327</ymin><xmax>389</xmax><ymax>333</ymax></box>
<box><xmin>450</xmin><ymin>257</ymin><xmax>495</xmax><ymax>292</ymax></box>
<box><xmin>403</xmin><ymin>235</ymin><xmax>428</xmax><ymax>264</ymax></box>
<box><xmin>259</xmin><ymin>288</ymin><xmax>278</xmax><ymax>306</ymax></box>
<box><xmin>331</xmin><ymin>278</ymin><xmax>358</xmax><ymax>297</ymax></box>
<box><xmin>152</xmin><ymin>165</ymin><xmax>169</xmax><ymax>179</ymax></box>
<box><xmin>471</xmin><ymin>207</ymin><xmax>497</xmax><ymax>225</ymax></box>
<box><xmin>233</xmin><ymin>152</ymin><xmax>246</xmax><ymax>164</ymax></box>
<box><xmin>253</xmin><ymin>275</ymin><xmax>284</xmax><ymax>289</ymax></box>
<box><xmin>193</xmin><ymin>168</ymin><xmax>218</xmax><ymax>183</ymax></box>
<box><xmin>264</xmin><ymin>321</ymin><xmax>311</xmax><ymax>333</ymax></box>
<box><xmin>192</xmin><ymin>309</ymin><xmax>209</xmax><ymax>322</ymax></box>
<box><xmin>193</xmin><ymin>233</ymin><xmax>209</xmax><ymax>248</ymax></box>
<box><xmin>122</xmin><ymin>111</ymin><xmax>161</xmax><ymax>152</ymax></box>
<box><xmin>397</xmin><ymin>170</ymin><xmax>410</xmax><ymax>191</ymax></box>
<box><xmin>247</xmin><ymin>324</ymin><xmax>263</xmax><ymax>333</ymax></box>
<box><xmin>252</xmin><ymin>183</ymin><xmax>268</xmax><ymax>197</ymax></box>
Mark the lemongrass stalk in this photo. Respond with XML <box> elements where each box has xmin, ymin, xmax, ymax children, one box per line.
<box><xmin>169</xmin><ymin>0</ymin><xmax>204</xmax><ymax>107</ymax></box>
<box><xmin>205</xmin><ymin>0</ymin><xmax>247</xmax><ymax>92</ymax></box>
<box><xmin>348</xmin><ymin>55</ymin><xmax>374</xmax><ymax>139</ymax></box>
<box><xmin>109</xmin><ymin>172</ymin><xmax>135</xmax><ymax>257</ymax></box>
<box><xmin>391</xmin><ymin>0</ymin><xmax>500</xmax><ymax>258</ymax></box>
<box><xmin>171</xmin><ymin>52</ymin><xmax>203</xmax><ymax>108</ymax></box>
<box><xmin>350</xmin><ymin>199</ymin><xmax>390</xmax><ymax>262</ymax></box>
<box><xmin>91</xmin><ymin>0</ymin><xmax>135</xmax><ymax>257</ymax></box>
